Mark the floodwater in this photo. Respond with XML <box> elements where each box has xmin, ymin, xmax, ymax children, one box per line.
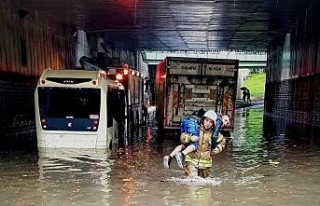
<box><xmin>1</xmin><ymin>107</ymin><xmax>320</xmax><ymax>206</ymax></box>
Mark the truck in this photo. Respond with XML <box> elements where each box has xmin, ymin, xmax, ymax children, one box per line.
<box><xmin>107</xmin><ymin>60</ymin><xmax>144</xmax><ymax>136</ymax></box>
<box><xmin>155</xmin><ymin>57</ymin><xmax>239</xmax><ymax>138</ymax></box>
<box><xmin>79</xmin><ymin>56</ymin><xmax>144</xmax><ymax>140</ymax></box>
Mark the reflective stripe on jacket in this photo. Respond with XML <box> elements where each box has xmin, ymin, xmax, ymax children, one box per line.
<box><xmin>184</xmin><ymin>124</ymin><xmax>225</xmax><ymax>169</ymax></box>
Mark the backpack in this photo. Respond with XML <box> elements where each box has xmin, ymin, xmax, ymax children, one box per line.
<box><xmin>180</xmin><ymin>115</ymin><xmax>201</xmax><ymax>137</ymax></box>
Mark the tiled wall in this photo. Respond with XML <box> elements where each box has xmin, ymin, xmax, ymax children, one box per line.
<box><xmin>0</xmin><ymin>72</ymin><xmax>38</xmax><ymax>152</ymax></box>
<box><xmin>264</xmin><ymin>75</ymin><xmax>320</xmax><ymax>142</ymax></box>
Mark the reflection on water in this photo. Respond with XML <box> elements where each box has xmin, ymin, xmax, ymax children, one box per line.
<box><xmin>231</xmin><ymin>108</ymin><xmax>265</xmax><ymax>174</ymax></box>
<box><xmin>166</xmin><ymin>176</ymin><xmax>222</xmax><ymax>186</ymax></box>
<box><xmin>1</xmin><ymin>107</ymin><xmax>320</xmax><ymax>205</ymax></box>
<box><xmin>37</xmin><ymin>148</ymin><xmax>113</xmax><ymax>206</ymax></box>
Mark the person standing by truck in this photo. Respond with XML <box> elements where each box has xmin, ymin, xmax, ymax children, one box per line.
<box><xmin>96</xmin><ymin>33</ymin><xmax>110</xmax><ymax>69</ymax></box>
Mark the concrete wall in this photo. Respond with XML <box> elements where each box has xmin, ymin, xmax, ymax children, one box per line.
<box><xmin>0</xmin><ymin>72</ymin><xmax>38</xmax><ymax>151</ymax></box>
<box><xmin>0</xmin><ymin>2</ymin><xmax>76</xmax><ymax>152</ymax></box>
<box><xmin>265</xmin><ymin>1</ymin><xmax>320</xmax><ymax>142</ymax></box>
<box><xmin>75</xmin><ymin>30</ymin><xmax>92</xmax><ymax>67</ymax></box>
<box><xmin>0</xmin><ymin>2</ymin><xmax>140</xmax><ymax>152</ymax></box>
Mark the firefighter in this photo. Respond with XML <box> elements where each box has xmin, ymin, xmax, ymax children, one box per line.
<box><xmin>163</xmin><ymin>110</ymin><xmax>226</xmax><ymax>178</ymax></box>
<box><xmin>183</xmin><ymin>110</ymin><xmax>226</xmax><ymax>178</ymax></box>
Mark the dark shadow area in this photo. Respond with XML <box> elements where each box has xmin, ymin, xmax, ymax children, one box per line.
<box><xmin>0</xmin><ymin>71</ymin><xmax>38</xmax><ymax>154</ymax></box>
<box><xmin>263</xmin><ymin>114</ymin><xmax>320</xmax><ymax>151</ymax></box>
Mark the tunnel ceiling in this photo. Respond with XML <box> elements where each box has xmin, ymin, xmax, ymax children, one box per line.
<box><xmin>18</xmin><ymin>0</ymin><xmax>315</xmax><ymax>52</ymax></box>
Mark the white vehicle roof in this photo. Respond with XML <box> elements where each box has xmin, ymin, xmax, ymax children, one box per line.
<box><xmin>40</xmin><ymin>68</ymin><xmax>101</xmax><ymax>80</ymax></box>
<box><xmin>38</xmin><ymin>68</ymin><xmax>125</xmax><ymax>90</ymax></box>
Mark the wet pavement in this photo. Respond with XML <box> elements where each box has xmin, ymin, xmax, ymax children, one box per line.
<box><xmin>1</xmin><ymin>107</ymin><xmax>320</xmax><ymax>206</ymax></box>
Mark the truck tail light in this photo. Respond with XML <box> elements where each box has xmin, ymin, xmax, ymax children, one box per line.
<box><xmin>116</xmin><ymin>73</ymin><xmax>123</xmax><ymax>80</ymax></box>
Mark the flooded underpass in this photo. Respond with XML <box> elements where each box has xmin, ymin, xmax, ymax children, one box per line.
<box><xmin>1</xmin><ymin>107</ymin><xmax>320</xmax><ymax>206</ymax></box>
